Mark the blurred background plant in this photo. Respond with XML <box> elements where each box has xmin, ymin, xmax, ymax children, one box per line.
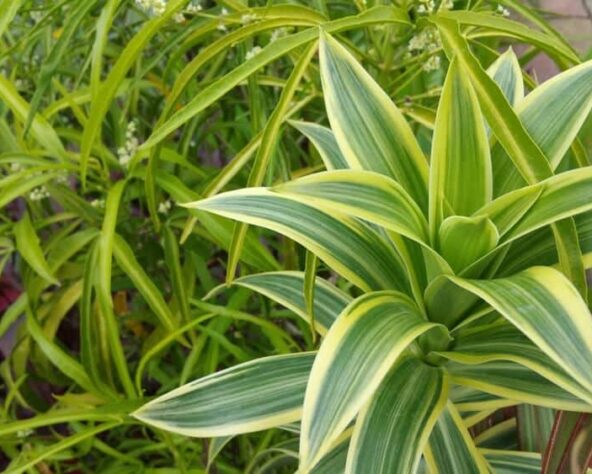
<box><xmin>0</xmin><ymin>0</ymin><xmax>590</xmax><ymax>472</ymax></box>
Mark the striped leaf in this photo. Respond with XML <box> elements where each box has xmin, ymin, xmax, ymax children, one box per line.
<box><xmin>448</xmin><ymin>267</ymin><xmax>592</xmax><ymax>397</ymax></box>
<box><xmin>346</xmin><ymin>357</ymin><xmax>448</xmax><ymax>473</ymax></box>
<box><xmin>184</xmin><ymin>189</ymin><xmax>410</xmax><ymax>293</ymax></box>
<box><xmin>493</xmin><ymin>58</ymin><xmax>592</xmax><ymax>195</ymax></box>
<box><xmin>432</xmin><ymin>17</ymin><xmax>552</xmax><ymax>185</ymax></box>
<box><xmin>482</xmin><ymin>449</ymin><xmax>541</xmax><ymax>474</ymax></box>
<box><xmin>447</xmin><ymin>360</ymin><xmax>591</xmax><ymax>413</ymax></box>
<box><xmin>486</xmin><ymin>48</ymin><xmax>524</xmax><ymax>107</ymax></box>
<box><xmin>208</xmin><ymin>271</ymin><xmax>352</xmax><ymax>334</ymax></box>
<box><xmin>429</xmin><ymin>58</ymin><xmax>491</xmax><ymax>236</ymax></box>
<box><xmin>443</xmin><ymin>321</ymin><xmax>592</xmax><ymax>406</ymax></box>
<box><xmin>426</xmin><ymin>402</ymin><xmax>490</xmax><ymax>473</ymax></box>
<box><xmin>133</xmin><ymin>352</ymin><xmax>315</xmax><ymax>437</ymax></box>
<box><xmin>319</xmin><ymin>32</ymin><xmax>429</xmax><ymax>212</ymax></box>
<box><xmin>299</xmin><ymin>291</ymin><xmax>448</xmax><ymax>471</ymax></box>
<box><xmin>274</xmin><ymin>170</ymin><xmax>429</xmax><ymax>243</ymax></box>
<box><xmin>289</xmin><ymin>120</ymin><xmax>348</xmax><ymax>170</ymax></box>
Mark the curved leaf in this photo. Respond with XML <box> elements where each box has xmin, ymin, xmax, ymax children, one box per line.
<box><xmin>299</xmin><ymin>291</ymin><xmax>447</xmax><ymax>470</ymax></box>
<box><xmin>289</xmin><ymin>120</ymin><xmax>348</xmax><ymax>170</ymax></box>
<box><xmin>133</xmin><ymin>352</ymin><xmax>315</xmax><ymax>437</ymax></box>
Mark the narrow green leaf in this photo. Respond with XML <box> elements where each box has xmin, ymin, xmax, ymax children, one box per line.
<box><xmin>319</xmin><ymin>32</ymin><xmax>429</xmax><ymax>211</ymax></box>
<box><xmin>112</xmin><ymin>233</ymin><xmax>177</xmax><ymax>331</ymax></box>
<box><xmin>14</xmin><ymin>211</ymin><xmax>59</xmax><ymax>286</ymax></box>
<box><xmin>140</xmin><ymin>6</ymin><xmax>410</xmax><ymax>151</ymax></box>
<box><xmin>346</xmin><ymin>357</ymin><xmax>448</xmax><ymax>473</ymax></box>
<box><xmin>426</xmin><ymin>402</ymin><xmax>490</xmax><ymax>474</ymax></box>
<box><xmin>304</xmin><ymin>251</ymin><xmax>319</xmax><ymax>340</ymax></box>
<box><xmin>289</xmin><ymin>120</ymin><xmax>348</xmax><ymax>170</ymax></box>
<box><xmin>24</xmin><ymin>0</ymin><xmax>98</xmax><ymax>134</ymax></box>
<box><xmin>133</xmin><ymin>352</ymin><xmax>315</xmax><ymax>437</ymax></box>
<box><xmin>299</xmin><ymin>291</ymin><xmax>448</xmax><ymax>470</ymax></box>
<box><xmin>162</xmin><ymin>225</ymin><xmax>190</xmax><ymax>323</ymax></box>
<box><xmin>0</xmin><ymin>0</ymin><xmax>24</xmax><ymax>38</ymax></box>
<box><xmin>542</xmin><ymin>411</ymin><xmax>592</xmax><ymax>474</ymax></box>
<box><xmin>430</xmin><ymin>58</ymin><xmax>491</xmax><ymax>236</ymax></box>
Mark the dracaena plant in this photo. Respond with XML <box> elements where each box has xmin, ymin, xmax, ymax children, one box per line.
<box><xmin>133</xmin><ymin>18</ymin><xmax>592</xmax><ymax>474</ymax></box>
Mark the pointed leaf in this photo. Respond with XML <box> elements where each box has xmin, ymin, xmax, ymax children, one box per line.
<box><xmin>430</xmin><ymin>58</ymin><xmax>491</xmax><ymax>235</ymax></box>
<box><xmin>133</xmin><ymin>352</ymin><xmax>315</xmax><ymax>437</ymax></box>
<box><xmin>319</xmin><ymin>32</ymin><xmax>429</xmax><ymax>211</ymax></box>
<box><xmin>486</xmin><ymin>47</ymin><xmax>524</xmax><ymax>107</ymax></box>
<box><xmin>289</xmin><ymin>120</ymin><xmax>348</xmax><ymax>170</ymax></box>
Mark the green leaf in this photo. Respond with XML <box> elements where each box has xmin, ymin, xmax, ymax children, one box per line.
<box><xmin>517</xmin><ymin>405</ymin><xmax>555</xmax><ymax>453</ymax></box>
<box><xmin>14</xmin><ymin>211</ymin><xmax>59</xmax><ymax>286</ymax></box>
<box><xmin>209</xmin><ymin>271</ymin><xmax>351</xmax><ymax>335</ymax></box>
<box><xmin>426</xmin><ymin>402</ymin><xmax>490</xmax><ymax>474</ymax></box>
<box><xmin>112</xmin><ymin>233</ymin><xmax>177</xmax><ymax>331</ymax></box>
<box><xmin>438</xmin><ymin>216</ymin><xmax>499</xmax><ymax>273</ymax></box>
<box><xmin>133</xmin><ymin>352</ymin><xmax>315</xmax><ymax>437</ymax></box>
<box><xmin>319</xmin><ymin>32</ymin><xmax>428</xmax><ymax>212</ymax></box>
<box><xmin>430</xmin><ymin>58</ymin><xmax>491</xmax><ymax>236</ymax></box>
<box><xmin>0</xmin><ymin>0</ymin><xmax>24</xmax><ymax>38</ymax></box>
<box><xmin>448</xmin><ymin>267</ymin><xmax>592</xmax><ymax>399</ymax></box>
<box><xmin>346</xmin><ymin>357</ymin><xmax>448</xmax><ymax>473</ymax></box>
<box><xmin>289</xmin><ymin>120</ymin><xmax>348</xmax><ymax>170</ymax></box>
<box><xmin>184</xmin><ymin>189</ymin><xmax>410</xmax><ymax>293</ymax></box>
<box><xmin>274</xmin><ymin>170</ymin><xmax>429</xmax><ymax>243</ymax></box>
<box><xmin>299</xmin><ymin>291</ymin><xmax>447</xmax><ymax>470</ymax></box>
<box><xmin>486</xmin><ymin>47</ymin><xmax>524</xmax><ymax>107</ymax></box>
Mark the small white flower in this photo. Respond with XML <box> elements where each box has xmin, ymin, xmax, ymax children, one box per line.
<box><xmin>497</xmin><ymin>5</ymin><xmax>510</xmax><ymax>17</ymax></box>
<box><xmin>55</xmin><ymin>173</ymin><xmax>69</xmax><ymax>184</ymax></box>
<box><xmin>240</xmin><ymin>13</ymin><xmax>258</xmax><ymax>24</ymax></box>
<box><xmin>186</xmin><ymin>3</ymin><xmax>202</xmax><ymax>14</ymax></box>
<box><xmin>173</xmin><ymin>12</ymin><xmax>185</xmax><ymax>23</ymax></box>
<box><xmin>10</xmin><ymin>163</ymin><xmax>23</xmax><ymax>173</ymax></box>
<box><xmin>90</xmin><ymin>198</ymin><xmax>105</xmax><ymax>208</ymax></box>
<box><xmin>270</xmin><ymin>27</ymin><xmax>288</xmax><ymax>43</ymax></box>
<box><xmin>217</xmin><ymin>22</ymin><xmax>228</xmax><ymax>32</ymax></box>
<box><xmin>221</xmin><ymin>7</ymin><xmax>228</xmax><ymax>15</ymax></box>
<box><xmin>29</xmin><ymin>186</ymin><xmax>50</xmax><ymax>201</ymax></box>
<box><xmin>245</xmin><ymin>46</ymin><xmax>262</xmax><ymax>60</ymax></box>
<box><xmin>118</xmin><ymin>121</ymin><xmax>139</xmax><ymax>168</ymax></box>
<box><xmin>158</xmin><ymin>200</ymin><xmax>172</xmax><ymax>214</ymax></box>
<box><xmin>423</xmin><ymin>54</ymin><xmax>441</xmax><ymax>72</ymax></box>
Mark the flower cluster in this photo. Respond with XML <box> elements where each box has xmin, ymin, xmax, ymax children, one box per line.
<box><xmin>408</xmin><ymin>27</ymin><xmax>442</xmax><ymax>72</ymax></box>
<box><xmin>135</xmin><ymin>0</ymin><xmax>167</xmax><ymax>16</ymax></box>
<box><xmin>245</xmin><ymin>46</ymin><xmax>262</xmax><ymax>60</ymax></box>
<box><xmin>497</xmin><ymin>4</ymin><xmax>511</xmax><ymax>17</ymax></box>
<box><xmin>158</xmin><ymin>200</ymin><xmax>173</xmax><ymax>214</ymax></box>
<box><xmin>416</xmin><ymin>0</ymin><xmax>454</xmax><ymax>15</ymax></box>
<box><xmin>117</xmin><ymin>121</ymin><xmax>139</xmax><ymax>168</ymax></box>
<box><xmin>90</xmin><ymin>198</ymin><xmax>105</xmax><ymax>208</ymax></box>
<box><xmin>29</xmin><ymin>186</ymin><xmax>50</xmax><ymax>201</ymax></box>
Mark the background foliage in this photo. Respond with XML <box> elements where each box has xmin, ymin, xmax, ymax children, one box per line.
<box><xmin>0</xmin><ymin>0</ymin><xmax>591</xmax><ymax>472</ymax></box>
